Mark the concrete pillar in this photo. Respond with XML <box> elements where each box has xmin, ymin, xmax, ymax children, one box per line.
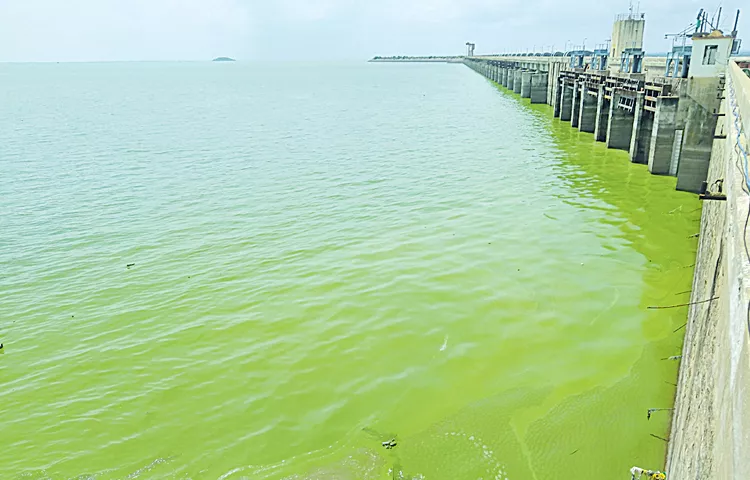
<box><xmin>501</xmin><ymin>68</ymin><xmax>508</xmax><ymax>87</ymax></box>
<box><xmin>508</xmin><ymin>69</ymin><xmax>515</xmax><ymax>90</ymax></box>
<box><xmin>571</xmin><ymin>81</ymin><xmax>581</xmax><ymax>128</ymax></box>
<box><xmin>513</xmin><ymin>70</ymin><xmax>523</xmax><ymax>94</ymax></box>
<box><xmin>594</xmin><ymin>85</ymin><xmax>610</xmax><ymax>142</ymax></box>
<box><xmin>520</xmin><ymin>71</ymin><xmax>532</xmax><ymax>98</ymax></box>
<box><xmin>553</xmin><ymin>78</ymin><xmax>563</xmax><ymax>117</ymax></box>
<box><xmin>560</xmin><ymin>83</ymin><xmax>573</xmax><ymax>121</ymax></box>
<box><xmin>648</xmin><ymin>97</ymin><xmax>680</xmax><ymax>175</ymax></box>
<box><xmin>493</xmin><ymin>65</ymin><xmax>499</xmax><ymax>83</ymax></box>
<box><xmin>606</xmin><ymin>90</ymin><xmax>636</xmax><ymax>151</ymax></box>
<box><xmin>531</xmin><ymin>73</ymin><xmax>548</xmax><ymax>104</ymax></box>
<box><xmin>547</xmin><ymin>64</ymin><xmax>556</xmax><ymax>108</ymax></box>
<box><xmin>551</xmin><ymin>63</ymin><xmax>560</xmax><ymax>107</ymax></box>
<box><xmin>578</xmin><ymin>86</ymin><xmax>597</xmax><ymax>133</ymax></box>
<box><xmin>629</xmin><ymin>92</ymin><xmax>654</xmax><ymax>164</ymax></box>
<box><xmin>676</xmin><ymin>78</ymin><xmax>722</xmax><ymax>192</ymax></box>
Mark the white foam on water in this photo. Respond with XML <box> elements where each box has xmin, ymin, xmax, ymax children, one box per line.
<box><xmin>440</xmin><ymin>430</ymin><xmax>509</xmax><ymax>480</ymax></box>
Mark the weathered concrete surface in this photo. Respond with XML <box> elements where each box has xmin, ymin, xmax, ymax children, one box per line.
<box><xmin>676</xmin><ymin>78</ymin><xmax>722</xmax><ymax>192</ymax></box>
<box><xmin>665</xmin><ymin>113</ymin><xmax>727</xmax><ymax>480</ymax></box>
<box><xmin>530</xmin><ymin>73</ymin><xmax>548</xmax><ymax>104</ymax></box>
<box><xmin>520</xmin><ymin>71</ymin><xmax>532</xmax><ymax>98</ymax></box>
<box><xmin>570</xmin><ymin>81</ymin><xmax>580</xmax><ymax>128</ymax></box>
<box><xmin>666</xmin><ymin>61</ymin><xmax>750</xmax><ymax>480</ymax></box>
<box><xmin>513</xmin><ymin>69</ymin><xmax>523</xmax><ymax>94</ymax></box>
<box><xmin>548</xmin><ymin>61</ymin><xmax>563</xmax><ymax>109</ymax></box>
<box><xmin>578</xmin><ymin>89</ymin><xmax>597</xmax><ymax>133</ymax></box>
<box><xmin>594</xmin><ymin>85</ymin><xmax>609</xmax><ymax>142</ymax></box>
<box><xmin>560</xmin><ymin>84</ymin><xmax>573</xmax><ymax>121</ymax></box>
<box><xmin>648</xmin><ymin>97</ymin><xmax>680</xmax><ymax>175</ymax></box>
<box><xmin>606</xmin><ymin>90</ymin><xmax>635</xmax><ymax>151</ymax></box>
<box><xmin>629</xmin><ymin>93</ymin><xmax>654</xmax><ymax>164</ymax></box>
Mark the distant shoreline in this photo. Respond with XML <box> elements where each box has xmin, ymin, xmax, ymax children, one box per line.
<box><xmin>369</xmin><ymin>57</ymin><xmax>464</xmax><ymax>63</ymax></box>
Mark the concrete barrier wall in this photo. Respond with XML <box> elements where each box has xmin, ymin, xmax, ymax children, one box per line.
<box><xmin>666</xmin><ymin>61</ymin><xmax>750</xmax><ymax>480</ymax></box>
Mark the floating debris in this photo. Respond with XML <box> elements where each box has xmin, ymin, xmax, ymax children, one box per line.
<box><xmin>647</xmin><ymin>408</ymin><xmax>674</xmax><ymax>420</ymax></box>
<box><xmin>648</xmin><ymin>297</ymin><xmax>718</xmax><ymax>310</ymax></box>
<box><xmin>382</xmin><ymin>439</ymin><xmax>397</xmax><ymax>450</ymax></box>
<box><xmin>127</xmin><ymin>263</ymin><xmax>136</xmax><ymax>269</ymax></box>
<box><xmin>363</xmin><ymin>427</ymin><xmax>398</xmax><ymax>450</ymax></box>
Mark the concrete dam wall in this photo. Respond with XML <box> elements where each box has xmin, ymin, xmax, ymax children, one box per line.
<box><xmin>463</xmin><ymin>55</ymin><xmax>732</xmax><ymax>193</ymax></box>
<box><xmin>463</xmin><ymin>56</ymin><xmax>750</xmax><ymax>479</ymax></box>
<box><xmin>666</xmin><ymin>62</ymin><xmax>750</xmax><ymax>480</ymax></box>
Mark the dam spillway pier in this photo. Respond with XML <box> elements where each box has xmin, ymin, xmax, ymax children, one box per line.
<box><xmin>466</xmin><ymin>36</ymin><xmax>750</xmax><ymax>480</ymax></box>
<box><xmin>467</xmin><ymin>44</ymin><xmax>750</xmax><ymax>478</ymax></box>
<box><xmin>463</xmin><ymin>43</ymin><xmax>748</xmax><ymax>193</ymax></box>
<box><xmin>373</xmin><ymin>6</ymin><xmax>750</xmax><ymax>480</ymax></box>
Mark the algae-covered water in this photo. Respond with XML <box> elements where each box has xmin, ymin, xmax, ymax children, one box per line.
<box><xmin>0</xmin><ymin>62</ymin><xmax>700</xmax><ymax>479</ymax></box>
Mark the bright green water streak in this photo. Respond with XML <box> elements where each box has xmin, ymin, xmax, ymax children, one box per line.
<box><xmin>0</xmin><ymin>63</ymin><xmax>699</xmax><ymax>479</ymax></box>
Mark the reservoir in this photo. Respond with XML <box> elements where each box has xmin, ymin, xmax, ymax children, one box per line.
<box><xmin>0</xmin><ymin>62</ymin><xmax>700</xmax><ymax>479</ymax></box>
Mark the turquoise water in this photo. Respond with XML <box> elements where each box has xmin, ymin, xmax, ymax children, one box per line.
<box><xmin>0</xmin><ymin>62</ymin><xmax>699</xmax><ymax>479</ymax></box>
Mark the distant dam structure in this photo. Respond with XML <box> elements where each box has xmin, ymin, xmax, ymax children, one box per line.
<box><xmin>373</xmin><ymin>6</ymin><xmax>750</xmax><ymax>480</ymax></box>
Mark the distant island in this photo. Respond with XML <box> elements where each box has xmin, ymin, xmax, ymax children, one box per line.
<box><xmin>213</xmin><ymin>57</ymin><xmax>236</xmax><ymax>62</ymax></box>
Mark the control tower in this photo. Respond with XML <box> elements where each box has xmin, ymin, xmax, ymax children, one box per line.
<box><xmin>610</xmin><ymin>5</ymin><xmax>645</xmax><ymax>70</ymax></box>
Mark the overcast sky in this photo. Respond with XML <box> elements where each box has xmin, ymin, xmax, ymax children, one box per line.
<box><xmin>0</xmin><ymin>0</ymin><xmax>744</xmax><ymax>62</ymax></box>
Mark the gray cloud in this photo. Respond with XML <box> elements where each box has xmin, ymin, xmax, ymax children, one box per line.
<box><xmin>0</xmin><ymin>0</ymin><xmax>743</xmax><ymax>61</ymax></box>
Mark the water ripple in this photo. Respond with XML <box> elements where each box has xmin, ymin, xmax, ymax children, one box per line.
<box><xmin>0</xmin><ymin>62</ymin><xmax>700</xmax><ymax>479</ymax></box>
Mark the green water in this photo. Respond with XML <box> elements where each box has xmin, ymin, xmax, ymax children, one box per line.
<box><xmin>0</xmin><ymin>62</ymin><xmax>700</xmax><ymax>479</ymax></box>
